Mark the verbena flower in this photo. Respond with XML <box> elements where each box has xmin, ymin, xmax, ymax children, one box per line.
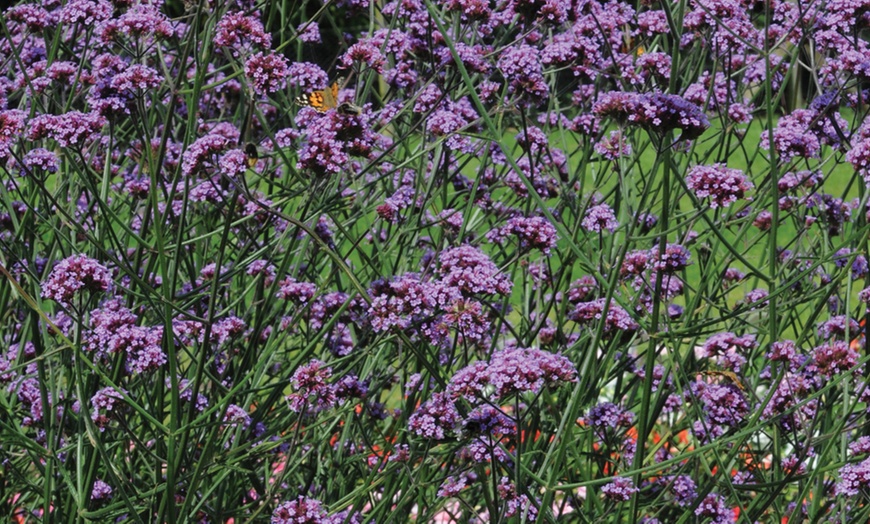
<box><xmin>649</xmin><ymin>244</ymin><xmax>691</xmax><ymax>273</ymax></box>
<box><xmin>691</xmin><ymin>381</ymin><xmax>748</xmax><ymax>426</ymax></box>
<box><xmin>586</xmin><ymin>402</ymin><xmax>634</xmax><ymax>430</ymax></box>
<box><xmin>90</xmin><ymin>479</ymin><xmax>112</xmax><ymax>501</ymax></box>
<box><xmin>437</xmin><ymin>472</ymin><xmax>476</xmax><ymax>498</ymax></box>
<box><xmin>837</xmin><ymin>457</ymin><xmax>870</xmax><ymax>496</ymax></box>
<box><xmin>116</xmin><ymin>4</ymin><xmax>173</xmax><ymax>39</ymax></box>
<box><xmin>446</xmin><ymin>347</ymin><xmax>577</xmax><ymax>401</ymax></box>
<box><xmin>60</xmin><ymin>0</ymin><xmax>112</xmax><ymax>26</ymax></box>
<box><xmin>569</xmin><ymin>298</ymin><xmax>639</xmax><ymax>336</ymax></box>
<box><xmin>271</xmin><ymin>496</ymin><xmax>360</xmax><ymax>524</ymax></box>
<box><xmin>497</xmin><ymin>44</ymin><xmax>548</xmax><ymax>106</ymax></box>
<box><xmin>28</xmin><ymin>111</ymin><xmax>106</xmax><ymax>148</ymax></box>
<box><xmin>42</xmin><ymin>255</ymin><xmax>112</xmax><ymax>307</ymax></box>
<box><xmin>594</xmin><ymin>91</ymin><xmax>709</xmax><ymax>139</ymax></box>
<box><xmin>811</xmin><ymin>341</ymin><xmax>858</xmax><ymax>378</ymax></box>
<box><xmin>115</xmin><ymin>325</ymin><xmax>166</xmax><ymax>374</ymax></box>
<box><xmin>486</xmin><ymin>215</ymin><xmax>558</xmax><ymax>254</ymax></box>
<box><xmin>286</xmin><ymin>359</ymin><xmax>336</xmax><ymax>413</ymax></box>
<box><xmin>694</xmin><ymin>492</ymin><xmax>732</xmax><ymax>523</ymax></box>
<box><xmin>90</xmin><ymin>386</ymin><xmax>126</xmax><ymax>430</ymax></box>
<box><xmin>286</xmin><ymin>62</ymin><xmax>328</xmax><ymax>92</ymax></box>
<box><xmin>214</xmin><ymin>12</ymin><xmax>271</xmax><ymax>52</ymax></box>
<box><xmin>497</xmin><ymin>477</ymin><xmax>539</xmax><ymax>521</ymax></box>
<box><xmin>21</xmin><ymin>148</ymin><xmax>59</xmax><ymax>174</ymax></box>
<box><xmin>594</xmin><ymin>130</ymin><xmax>632</xmax><ymax>160</ymax></box>
<box><xmin>686</xmin><ymin>164</ymin><xmax>753</xmax><ymax>208</ymax></box>
<box><xmin>181</xmin><ymin>133</ymin><xmax>231</xmax><ymax>177</ymax></box>
<box><xmin>582</xmin><ymin>203</ymin><xmax>619</xmax><ymax>233</ymax></box>
<box><xmin>110</xmin><ymin>64</ymin><xmax>162</xmax><ymax>95</ymax></box>
<box><xmin>297</xmin><ymin>22</ymin><xmax>321</xmax><ymax>43</ymax></box>
<box><xmin>601</xmin><ymin>477</ymin><xmax>637</xmax><ymax>501</ymax></box>
<box><xmin>408</xmin><ymin>391</ymin><xmax>461</xmax><ymax>440</ymax></box>
<box><xmin>661</xmin><ymin>475</ymin><xmax>697</xmax><ymax>506</ymax></box>
<box><xmin>245</xmin><ymin>52</ymin><xmax>289</xmax><ymax>96</ymax></box>
<box><xmin>438</xmin><ymin>245</ymin><xmax>512</xmax><ymax>296</ymax></box>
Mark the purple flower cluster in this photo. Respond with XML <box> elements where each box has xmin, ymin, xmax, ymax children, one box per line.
<box><xmin>408</xmin><ymin>391</ymin><xmax>461</xmax><ymax>440</ymax></box>
<box><xmin>694</xmin><ymin>493</ymin><xmax>732</xmax><ymax>524</ymax></box>
<box><xmin>448</xmin><ymin>347</ymin><xmax>577</xmax><ymax>400</ymax></box>
<box><xmin>90</xmin><ymin>386</ymin><xmax>126</xmax><ymax>430</ymax></box>
<box><xmin>497</xmin><ymin>477</ymin><xmax>539</xmax><ymax>520</ymax></box>
<box><xmin>28</xmin><ymin>111</ymin><xmax>106</xmax><ymax>148</ymax></box>
<box><xmin>593</xmin><ymin>91</ymin><xmax>710</xmax><ymax>140</ymax></box>
<box><xmin>690</xmin><ymin>380</ymin><xmax>749</xmax><ymax>427</ymax></box>
<box><xmin>601</xmin><ymin>477</ymin><xmax>637</xmax><ymax>501</ymax></box>
<box><xmin>586</xmin><ymin>402</ymin><xmax>635</xmax><ymax>430</ymax></box>
<box><xmin>762</xmin><ymin>109</ymin><xmax>846</xmax><ymax>160</ymax></box>
<box><xmin>837</xmin><ymin>457</ymin><xmax>870</xmax><ymax>496</ymax></box>
<box><xmin>582</xmin><ymin>203</ymin><xmax>619</xmax><ymax>234</ymax></box>
<box><xmin>497</xmin><ymin>45</ymin><xmax>548</xmax><ymax>106</ymax></box>
<box><xmin>286</xmin><ymin>359</ymin><xmax>336</xmax><ymax>413</ymax></box>
<box><xmin>118</xmin><ymin>325</ymin><xmax>166</xmax><ymax>374</ymax></box>
<box><xmin>699</xmin><ymin>332</ymin><xmax>756</xmax><ymax>372</ymax></box>
<box><xmin>595</xmin><ymin>130</ymin><xmax>632</xmax><ymax>160</ymax></box>
<box><xmin>42</xmin><ymin>255</ymin><xmax>112</xmax><ymax>307</ymax></box>
<box><xmin>272</xmin><ymin>496</ymin><xmax>360</xmax><ymax>524</ymax></box>
<box><xmin>214</xmin><ymin>12</ymin><xmax>271</xmax><ymax>53</ymax></box>
<box><xmin>21</xmin><ymin>148</ymin><xmax>59</xmax><ymax>174</ymax></box>
<box><xmin>410</xmin><ymin>347</ymin><xmax>576</xmax><ymax>440</ymax></box>
<box><xmin>569</xmin><ymin>298</ymin><xmax>639</xmax><ymax>337</ymax></box>
<box><xmin>182</xmin><ymin>133</ymin><xmax>231</xmax><ymax>177</ymax></box>
<box><xmin>245</xmin><ymin>52</ymin><xmax>289</xmax><ymax>96</ymax></box>
<box><xmin>486</xmin><ymin>215</ymin><xmax>558</xmax><ymax>254</ymax></box>
<box><xmin>437</xmin><ymin>245</ymin><xmax>513</xmax><ymax>296</ymax></box>
<box><xmin>686</xmin><ymin>164</ymin><xmax>754</xmax><ymax>208</ymax></box>
<box><xmin>296</xmin><ymin>110</ymin><xmax>380</xmax><ymax>176</ymax></box>
<box><xmin>276</xmin><ymin>277</ymin><xmax>318</xmax><ymax>304</ymax></box>
<box><xmin>811</xmin><ymin>341</ymin><xmax>858</xmax><ymax>378</ymax></box>
<box><xmin>368</xmin><ymin>275</ymin><xmax>444</xmax><ymax>333</ymax></box>
<box><xmin>90</xmin><ymin>479</ymin><xmax>113</xmax><ymax>501</ymax></box>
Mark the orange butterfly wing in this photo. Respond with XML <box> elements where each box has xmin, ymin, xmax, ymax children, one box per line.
<box><xmin>295</xmin><ymin>81</ymin><xmax>340</xmax><ymax>112</ymax></box>
<box><xmin>852</xmin><ymin>317</ymin><xmax>867</xmax><ymax>350</ymax></box>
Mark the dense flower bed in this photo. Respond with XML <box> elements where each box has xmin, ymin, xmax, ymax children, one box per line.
<box><xmin>2</xmin><ymin>0</ymin><xmax>870</xmax><ymax>521</ymax></box>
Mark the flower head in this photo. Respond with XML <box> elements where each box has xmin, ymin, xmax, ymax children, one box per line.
<box><xmin>686</xmin><ymin>164</ymin><xmax>753</xmax><ymax>208</ymax></box>
<box><xmin>42</xmin><ymin>255</ymin><xmax>112</xmax><ymax>307</ymax></box>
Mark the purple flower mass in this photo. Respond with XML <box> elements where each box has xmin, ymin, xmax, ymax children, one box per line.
<box><xmin>686</xmin><ymin>164</ymin><xmax>753</xmax><ymax>208</ymax></box>
<box><xmin>6</xmin><ymin>0</ymin><xmax>870</xmax><ymax>519</ymax></box>
<box><xmin>593</xmin><ymin>91</ymin><xmax>709</xmax><ymax>139</ymax></box>
<box><xmin>582</xmin><ymin>203</ymin><xmax>620</xmax><ymax>233</ymax></box>
<box><xmin>447</xmin><ymin>347</ymin><xmax>577</xmax><ymax>400</ymax></box>
<box><xmin>42</xmin><ymin>255</ymin><xmax>112</xmax><ymax>307</ymax></box>
<box><xmin>91</xmin><ymin>386</ymin><xmax>125</xmax><ymax>429</ymax></box>
<box><xmin>28</xmin><ymin>111</ymin><xmax>106</xmax><ymax>148</ymax></box>
<box><xmin>272</xmin><ymin>496</ymin><xmax>360</xmax><ymax>524</ymax></box>
<box><xmin>486</xmin><ymin>215</ymin><xmax>558</xmax><ymax>254</ymax></box>
<box><xmin>602</xmin><ymin>477</ymin><xmax>637</xmax><ymax>501</ymax></box>
<box><xmin>245</xmin><ymin>52</ymin><xmax>289</xmax><ymax>96</ymax></box>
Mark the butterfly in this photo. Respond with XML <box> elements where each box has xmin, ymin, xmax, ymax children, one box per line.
<box><xmin>295</xmin><ymin>78</ymin><xmax>363</xmax><ymax>115</ymax></box>
<box><xmin>295</xmin><ymin>80</ymin><xmax>341</xmax><ymax>112</ymax></box>
<box><xmin>699</xmin><ymin>370</ymin><xmax>745</xmax><ymax>391</ymax></box>
<box><xmin>851</xmin><ymin>317</ymin><xmax>867</xmax><ymax>351</ymax></box>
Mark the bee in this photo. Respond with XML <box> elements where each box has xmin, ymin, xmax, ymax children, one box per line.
<box><xmin>244</xmin><ymin>143</ymin><xmax>259</xmax><ymax>168</ymax></box>
<box><xmin>337</xmin><ymin>102</ymin><xmax>363</xmax><ymax>116</ymax></box>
